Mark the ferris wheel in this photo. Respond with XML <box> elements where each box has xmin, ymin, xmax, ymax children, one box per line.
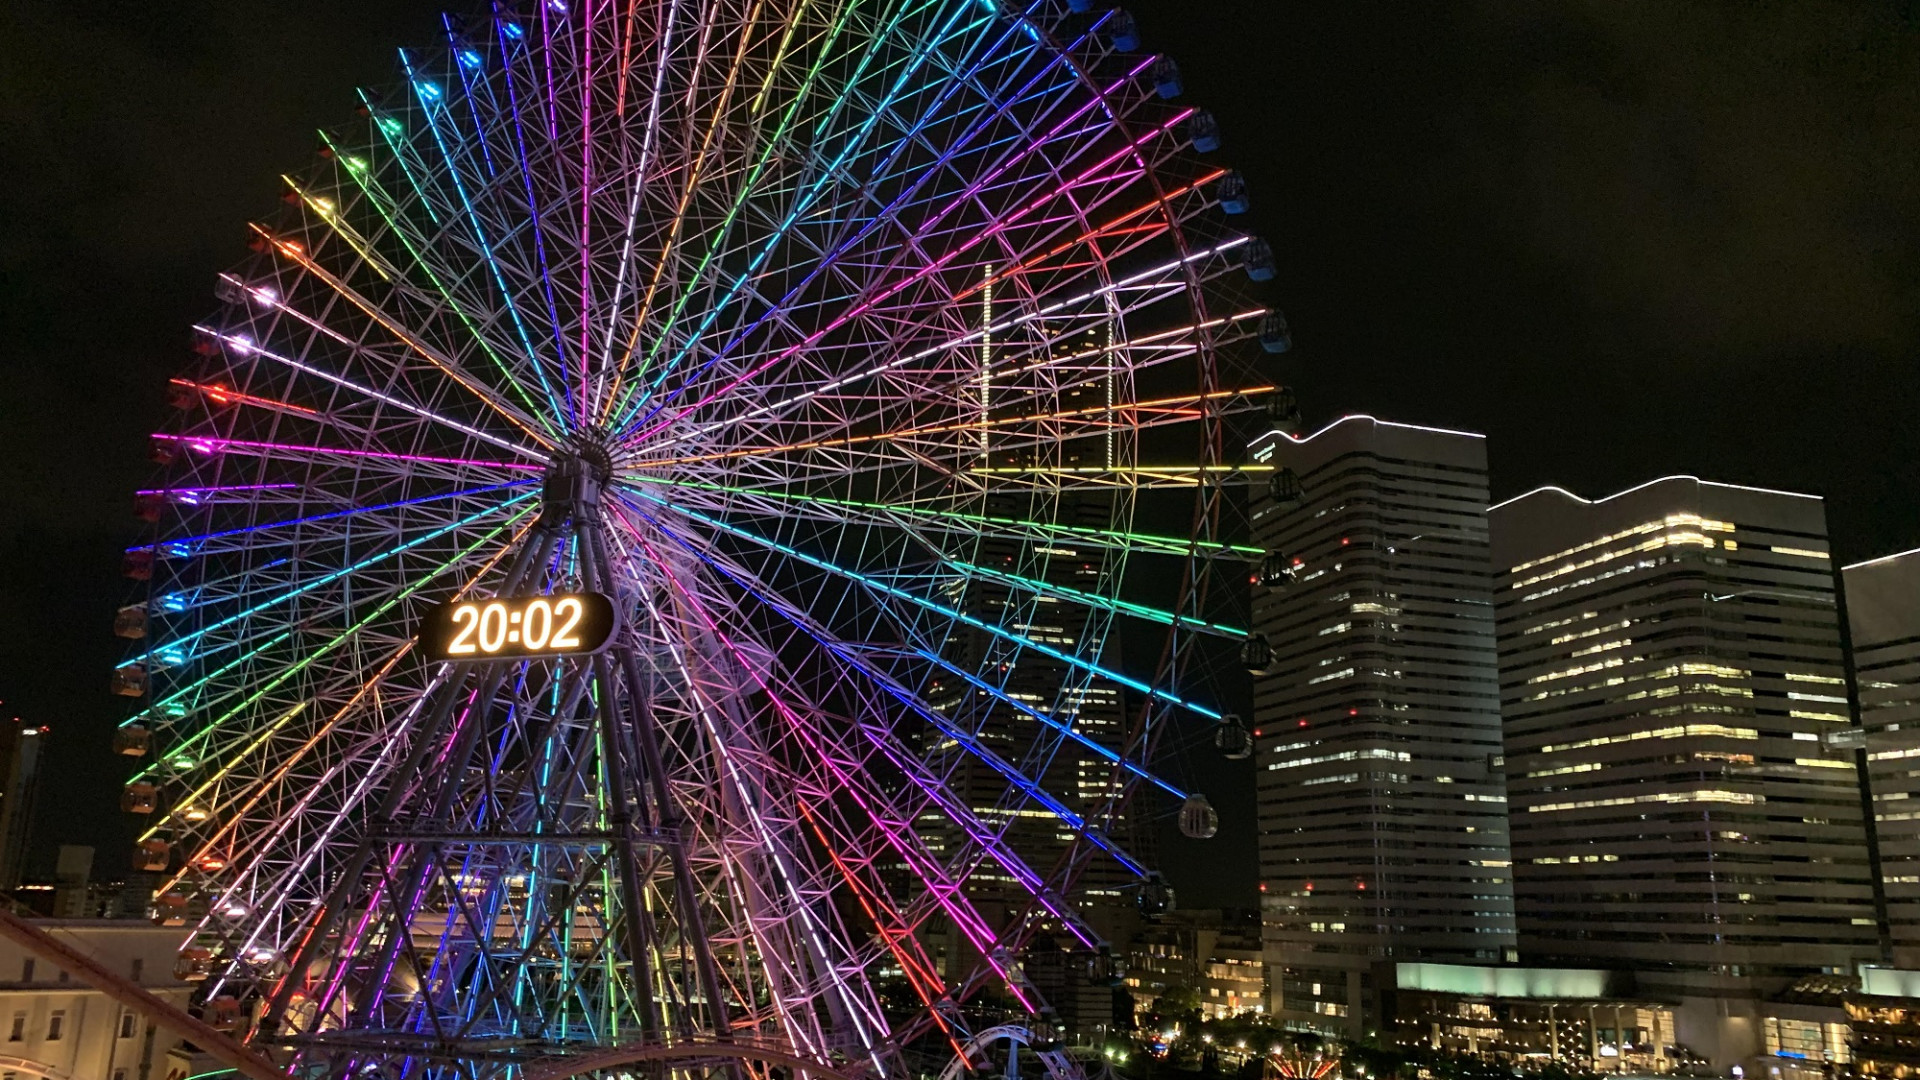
<box><xmin>113</xmin><ymin>0</ymin><xmax>1280</xmax><ymax>1075</ymax></box>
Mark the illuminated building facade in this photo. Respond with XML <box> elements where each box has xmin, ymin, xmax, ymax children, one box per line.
<box><xmin>1125</xmin><ymin>909</ymin><xmax>1267</xmax><ymax>1023</ymax></box>
<box><xmin>0</xmin><ymin>921</ymin><xmax>196</xmax><ymax>1080</ymax></box>
<box><xmin>1490</xmin><ymin>477</ymin><xmax>1880</xmax><ymax>1016</ymax></box>
<box><xmin>1388</xmin><ymin>963</ymin><xmax>1678</xmax><ymax>1074</ymax></box>
<box><xmin>1249</xmin><ymin>416</ymin><xmax>1517</xmax><ymax>1035</ymax></box>
<box><xmin>1846</xmin><ymin>547</ymin><xmax>1920</xmax><ymax>967</ymax></box>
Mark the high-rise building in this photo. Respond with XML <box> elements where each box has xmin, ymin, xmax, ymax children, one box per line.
<box><xmin>906</xmin><ymin>294</ymin><xmax>1143</xmax><ymax>1039</ymax></box>
<box><xmin>1845</xmin><ymin>546</ymin><xmax>1920</xmax><ymax>966</ymax></box>
<box><xmin>0</xmin><ymin>719</ymin><xmax>47</xmax><ymax>892</ymax></box>
<box><xmin>919</xmin><ymin>495</ymin><xmax>1137</xmax><ymax>1034</ymax></box>
<box><xmin>1249</xmin><ymin>416</ymin><xmax>1517</xmax><ymax>1035</ymax></box>
<box><xmin>1490</xmin><ymin>477</ymin><xmax>1879</xmax><ymax>1019</ymax></box>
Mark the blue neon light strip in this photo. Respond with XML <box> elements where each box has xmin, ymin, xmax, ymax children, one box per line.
<box><xmin>628</xmin><ymin>490</ymin><xmax>1222</xmax><ymax>721</ymax></box>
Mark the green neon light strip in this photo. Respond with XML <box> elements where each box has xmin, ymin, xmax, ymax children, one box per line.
<box><xmin>949</xmin><ymin>557</ymin><xmax>1249</xmax><ymax>639</ymax></box>
<box><xmin>131</xmin><ymin>504</ymin><xmax>534</xmax><ymax>793</ymax></box>
<box><xmin>622</xmin><ymin>476</ymin><xmax>1263</xmax><ymax>557</ymax></box>
<box><xmin>141</xmin><ymin>629</ymin><xmax>295</xmax><ymax>719</ymax></box>
<box><xmin>321</xmin><ymin>127</ymin><xmax>558</xmax><ymax>432</ymax></box>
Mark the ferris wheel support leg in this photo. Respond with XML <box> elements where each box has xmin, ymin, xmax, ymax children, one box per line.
<box><xmin>259</xmin><ymin>522</ymin><xmax>563</xmax><ymax>1040</ymax></box>
<box><xmin>586</xmin><ymin>646</ymin><xmax>667</xmax><ymax>1044</ymax></box>
<box><xmin>581</xmin><ymin>519</ymin><xmax>740</xmax><ymax>1056</ymax></box>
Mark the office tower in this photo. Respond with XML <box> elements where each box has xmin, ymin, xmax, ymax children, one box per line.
<box><xmin>919</xmin><ymin>493</ymin><xmax>1137</xmax><ymax>1027</ymax></box>
<box><xmin>1249</xmin><ymin>416</ymin><xmax>1516</xmax><ymax>1035</ymax></box>
<box><xmin>0</xmin><ymin>720</ymin><xmax>46</xmax><ymax>892</ymax></box>
<box><xmin>910</xmin><ymin>309</ymin><xmax>1144</xmax><ymax>1037</ymax></box>
<box><xmin>1846</xmin><ymin>546</ymin><xmax>1920</xmax><ymax>966</ymax></box>
<box><xmin>1491</xmin><ymin>477</ymin><xmax>1879</xmax><ymax>1009</ymax></box>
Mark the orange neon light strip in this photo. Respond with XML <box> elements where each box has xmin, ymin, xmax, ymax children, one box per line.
<box><xmin>250</xmin><ymin>223</ymin><xmax>555</xmax><ymax>449</ymax></box>
<box><xmin>171</xmin><ymin>378</ymin><xmax>319</xmax><ymax>417</ymax></box>
<box><xmin>632</xmin><ymin>385</ymin><xmax>1271</xmax><ymax>468</ymax></box>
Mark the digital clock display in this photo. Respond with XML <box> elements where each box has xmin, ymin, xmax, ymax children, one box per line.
<box><xmin>418</xmin><ymin>593</ymin><xmax>617</xmax><ymax>662</ymax></box>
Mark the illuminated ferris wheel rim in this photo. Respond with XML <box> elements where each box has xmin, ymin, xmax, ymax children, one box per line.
<box><xmin>116</xmin><ymin>0</ymin><xmax>1278</xmax><ymax>1069</ymax></box>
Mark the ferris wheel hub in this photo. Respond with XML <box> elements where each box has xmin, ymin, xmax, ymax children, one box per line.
<box><xmin>541</xmin><ymin>436</ymin><xmax>613</xmax><ymax>524</ymax></box>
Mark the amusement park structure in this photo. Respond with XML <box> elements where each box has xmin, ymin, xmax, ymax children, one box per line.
<box><xmin>111</xmin><ymin>0</ymin><xmax>1286</xmax><ymax>1075</ymax></box>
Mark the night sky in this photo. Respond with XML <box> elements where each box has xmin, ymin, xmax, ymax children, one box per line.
<box><xmin>2</xmin><ymin>2</ymin><xmax>1916</xmax><ymax>907</ymax></box>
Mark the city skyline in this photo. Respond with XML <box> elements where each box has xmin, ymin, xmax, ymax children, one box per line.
<box><xmin>5</xmin><ymin>4</ymin><xmax>1919</xmax><ymax>911</ymax></box>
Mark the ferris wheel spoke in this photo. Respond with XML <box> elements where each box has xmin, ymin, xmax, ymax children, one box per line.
<box><xmin>653</xmin><ymin>220</ymin><xmax>1247</xmax><ymax>458</ymax></box>
<box><xmin>631</xmin><ymin>489</ymin><xmax>1224</xmax><ymax>720</ymax></box>
<box><xmin>621</xmin><ymin>510</ymin><xmax>1091</xmax><ymax>977</ymax></box>
<box><xmin>156</xmin><ymin>480</ymin><xmax>537</xmax><ymax>563</ymax></box>
<box><xmin>619</xmin><ymin>507</ymin><xmax>1094</xmax><ymax>871</ymax></box>
<box><xmin>628</xmin><ymin>49</ymin><xmax>1179</xmax><ymax>427</ymax></box>
<box><xmin>400</xmin><ymin>50</ymin><xmax>578</xmax><ymax>428</ymax></box>
<box><xmin>131</xmin><ymin>508</ymin><xmax>534</xmax><ymax>801</ymax></box>
<box><xmin>312</xmin><ymin>138</ymin><xmax>571</xmax><ymax>433</ymax></box>
<box><xmin>249</xmin><ymin>225</ymin><xmax>562</xmax><ymax>445</ymax></box>
<box><xmin>191</xmin><ymin>316</ymin><xmax>545</xmax><ymax>461</ymax></box>
<box><xmin>941</xmin><ymin>553</ymin><xmax>1247</xmax><ymax>639</ymax></box>
<box><xmin>738</xmin><ymin>246</ymin><xmax>1255</xmax><ymax>437</ymax></box>
<box><xmin>608</xmin><ymin>0</ymin><xmax>863</xmax><ymax>397</ymax></box>
<box><xmin>792</xmin><ymin>799</ymin><xmax>971</xmax><ymax>1057</ymax></box>
<box><xmin>152</xmin><ymin>432</ymin><xmax>543</xmax><ymax>478</ymax></box>
<box><xmin>618</xmin><ymin>551</ymin><xmax>894</xmax><ymax>1061</ymax></box>
<box><xmin>602</xmin><ymin>0</ymin><xmax>988</xmax><ymax>424</ymax></box>
<box><xmin>602</xmin><ymin>0</ymin><xmax>1090</xmax><ymax>426</ymax></box>
<box><xmin>631</xmin><ymin>384</ymin><xmax>1264</xmax><ymax>474</ymax></box>
<box><xmin>143</xmin><ymin>491</ymin><xmax>533</xmax><ymax>666</ymax></box>
<box><xmin>488</xmin><ymin>20</ymin><xmax>586</xmax><ymax>425</ymax></box>
<box><xmin>620</xmin><ymin>475</ymin><xmax>1259</xmax><ymax>559</ymax></box>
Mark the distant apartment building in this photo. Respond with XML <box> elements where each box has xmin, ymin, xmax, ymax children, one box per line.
<box><xmin>1490</xmin><ymin>477</ymin><xmax>1879</xmax><ymax>1044</ymax></box>
<box><xmin>0</xmin><ymin>921</ymin><xmax>196</xmax><ymax>1080</ymax></box>
<box><xmin>1845</xmin><ymin>546</ymin><xmax>1920</xmax><ymax>966</ymax></box>
<box><xmin>1249</xmin><ymin>416</ymin><xmax>1516</xmax><ymax>1035</ymax></box>
<box><xmin>1125</xmin><ymin>909</ymin><xmax>1267</xmax><ymax>1023</ymax></box>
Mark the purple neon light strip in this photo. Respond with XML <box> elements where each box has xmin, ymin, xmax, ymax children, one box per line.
<box><xmin>151</xmin><ymin>433</ymin><xmax>543</xmax><ymax>471</ymax></box>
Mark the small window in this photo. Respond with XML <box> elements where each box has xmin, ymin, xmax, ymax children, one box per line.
<box><xmin>130</xmin><ymin>957</ymin><xmax>143</xmax><ymax>982</ymax></box>
<box><xmin>120</xmin><ymin>1011</ymin><xmax>137</xmax><ymax>1038</ymax></box>
<box><xmin>113</xmin><ymin>1072</ymin><xmax>127</xmax><ymax>1080</ymax></box>
<box><xmin>19</xmin><ymin>959</ymin><xmax>32</xmax><ymax>982</ymax></box>
<box><xmin>46</xmin><ymin>1010</ymin><xmax>63</xmax><ymax>1041</ymax></box>
<box><xmin>55</xmin><ymin>969</ymin><xmax>67</xmax><ymax>984</ymax></box>
<box><xmin>7</xmin><ymin>1012</ymin><xmax>21</xmax><ymax>1041</ymax></box>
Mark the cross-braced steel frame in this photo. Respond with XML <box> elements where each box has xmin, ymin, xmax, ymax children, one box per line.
<box><xmin>116</xmin><ymin>1</ymin><xmax>1279</xmax><ymax>1075</ymax></box>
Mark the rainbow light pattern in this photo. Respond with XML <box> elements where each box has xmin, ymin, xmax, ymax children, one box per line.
<box><xmin>122</xmin><ymin>0</ymin><xmax>1275</xmax><ymax>1074</ymax></box>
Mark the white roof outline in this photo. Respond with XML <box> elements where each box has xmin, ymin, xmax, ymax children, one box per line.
<box><xmin>1844</xmin><ymin>546</ymin><xmax>1920</xmax><ymax>571</ymax></box>
<box><xmin>1489</xmin><ymin>475</ymin><xmax>1822</xmax><ymax>513</ymax></box>
<box><xmin>1270</xmin><ymin>413</ymin><xmax>1486</xmax><ymax>445</ymax></box>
